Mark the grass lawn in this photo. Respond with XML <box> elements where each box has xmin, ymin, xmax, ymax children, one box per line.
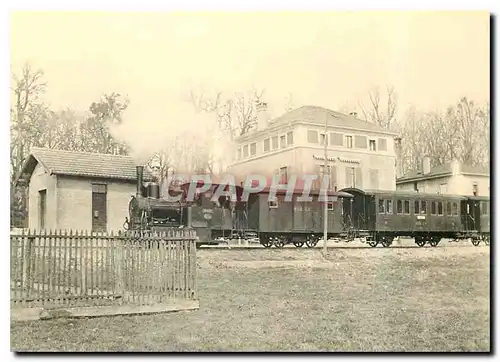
<box><xmin>11</xmin><ymin>245</ymin><xmax>490</xmax><ymax>352</ymax></box>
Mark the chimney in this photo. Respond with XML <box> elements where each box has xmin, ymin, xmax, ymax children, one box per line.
<box><xmin>422</xmin><ymin>155</ymin><xmax>431</xmax><ymax>175</ymax></box>
<box><xmin>136</xmin><ymin>165</ymin><xmax>144</xmax><ymax>197</ymax></box>
<box><xmin>394</xmin><ymin>136</ymin><xmax>403</xmax><ymax>179</ymax></box>
<box><xmin>256</xmin><ymin>101</ymin><xmax>270</xmax><ymax>131</ymax></box>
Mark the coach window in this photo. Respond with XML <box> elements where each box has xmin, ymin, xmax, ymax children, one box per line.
<box><xmin>421</xmin><ymin>201</ymin><xmax>427</xmax><ymax>214</ymax></box>
<box><xmin>437</xmin><ymin>202</ymin><xmax>443</xmax><ymax>216</ymax></box>
<box><xmin>452</xmin><ymin>202</ymin><xmax>459</xmax><ymax>216</ymax></box>
<box><xmin>268</xmin><ymin>197</ymin><xmax>278</xmax><ymax>209</ymax></box>
<box><xmin>414</xmin><ymin>201</ymin><xmax>420</xmax><ymax>214</ymax></box>
<box><xmin>397</xmin><ymin>200</ymin><xmax>403</xmax><ymax>214</ymax></box>
<box><xmin>327</xmin><ymin>202</ymin><xmax>334</xmax><ymax>211</ymax></box>
<box><xmin>386</xmin><ymin>200</ymin><xmax>393</xmax><ymax>214</ymax></box>
<box><xmin>404</xmin><ymin>200</ymin><xmax>410</xmax><ymax>214</ymax></box>
<box><xmin>379</xmin><ymin>199</ymin><xmax>386</xmax><ymax>214</ymax></box>
<box><xmin>481</xmin><ymin>201</ymin><xmax>489</xmax><ymax>215</ymax></box>
<box><xmin>446</xmin><ymin>202</ymin><xmax>452</xmax><ymax>216</ymax></box>
<box><xmin>431</xmin><ymin>201</ymin><xmax>437</xmax><ymax>215</ymax></box>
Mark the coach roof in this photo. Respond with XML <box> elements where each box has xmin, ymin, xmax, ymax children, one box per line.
<box><xmin>15</xmin><ymin>147</ymin><xmax>153</xmax><ymax>186</ymax></box>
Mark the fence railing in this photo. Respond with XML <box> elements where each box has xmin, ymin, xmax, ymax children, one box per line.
<box><xmin>10</xmin><ymin>229</ymin><xmax>198</xmax><ymax>309</ymax></box>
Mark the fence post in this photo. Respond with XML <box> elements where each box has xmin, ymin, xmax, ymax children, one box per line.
<box><xmin>116</xmin><ymin>237</ymin><xmax>124</xmax><ymax>305</ymax></box>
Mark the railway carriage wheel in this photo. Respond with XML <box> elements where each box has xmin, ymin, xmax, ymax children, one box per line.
<box><xmin>293</xmin><ymin>240</ymin><xmax>305</xmax><ymax>248</ymax></box>
<box><xmin>484</xmin><ymin>236</ymin><xmax>490</xmax><ymax>246</ymax></box>
<box><xmin>305</xmin><ymin>236</ymin><xmax>318</xmax><ymax>248</ymax></box>
<box><xmin>381</xmin><ymin>237</ymin><xmax>392</xmax><ymax>248</ymax></box>
<box><xmin>274</xmin><ymin>237</ymin><xmax>285</xmax><ymax>249</ymax></box>
<box><xmin>367</xmin><ymin>240</ymin><xmax>378</xmax><ymax>247</ymax></box>
<box><xmin>415</xmin><ymin>237</ymin><xmax>426</xmax><ymax>247</ymax></box>
<box><xmin>471</xmin><ymin>238</ymin><xmax>481</xmax><ymax>247</ymax></box>
<box><xmin>429</xmin><ymin>240</ymin><xmax>439</xmax><ymax>247</ymax></box>
<box><xmin>260</xmin><ymin>236</ymin><xmax>272</xmax><ymax>248</ymax></box>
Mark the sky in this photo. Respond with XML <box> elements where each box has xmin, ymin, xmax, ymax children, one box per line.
<box><xmin>9</xmin><ymin>11</ymin><xmax>491</xmax><ymax>162</ymax></box>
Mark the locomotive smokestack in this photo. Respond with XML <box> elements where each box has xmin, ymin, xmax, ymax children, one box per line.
<box><xmin>136</xmin><ymin>165</ymin><xmax>144</xmax><ymax>196</ymax></box>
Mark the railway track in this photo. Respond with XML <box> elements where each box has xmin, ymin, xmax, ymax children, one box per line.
<box><xmin>198</xmin><ymin>241</ymin><xmax>488</xmax><ymax>250</ymax></box>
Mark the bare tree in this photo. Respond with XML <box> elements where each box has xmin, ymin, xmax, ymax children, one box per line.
<box><xmin>358</xmin><ymin>85</ymin><xmax>398</xmax><ymax>130</ymax></box>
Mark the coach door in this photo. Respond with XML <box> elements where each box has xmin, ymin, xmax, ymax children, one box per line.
<box><xmin>461</xmin><ymin>199</ymin><xmax>480</xmax><ymax>231</ymax></box>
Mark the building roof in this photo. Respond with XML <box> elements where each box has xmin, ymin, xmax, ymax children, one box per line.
<box><xmin>268</xmin><ymin>105</ymin><xmax>397</xmax><ymax>135</ymax></box>
<box><xmin>397</xmin><ymin>161</ymin><xmax>489</xmax><ymax>184</ymax></box>
<box><xmin>15</xmin><ymin>147</ymin><xmax>153</xmax><ymax>185</ymax></box>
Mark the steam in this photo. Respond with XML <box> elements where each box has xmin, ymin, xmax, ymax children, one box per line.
<box><xmin>109</xmin><ymin>100</ymin><xmax>236</xmax><ymax>173</ymax></box>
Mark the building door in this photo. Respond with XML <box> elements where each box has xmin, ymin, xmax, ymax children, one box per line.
<box><xmin>39</xmin><ymin>189</ymin><xmax>46</xmax><ymax>230</ymax></box>
<box><xmin>92</xmin><ymin>183</ymin><xmax>107</xmax><ymax>232</ymax></box>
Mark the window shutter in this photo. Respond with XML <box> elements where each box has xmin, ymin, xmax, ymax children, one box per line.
<box><xmin>355</xmin><ymin>168</ymin><xmax>363</xmax><ymax>188</ymax></box>
<box><xmin>345</xmin><ymin>166</ymin><xmax>351</xmax><ymax>188</ymax></box>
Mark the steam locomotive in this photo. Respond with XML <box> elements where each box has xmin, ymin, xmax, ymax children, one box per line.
<box><xmin>123</xmin><ymin>166</ymin><xmax>217</xmax><ymax>246</ymax></box>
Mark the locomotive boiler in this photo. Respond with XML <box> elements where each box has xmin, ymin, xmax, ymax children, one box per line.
<box><xmin>124</xmin><ymin>166</ymin><xmax>184</xmax><ymax>232</ymax></box>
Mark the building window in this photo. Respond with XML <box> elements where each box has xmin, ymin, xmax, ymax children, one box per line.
<box><xmin>386</xmin><ymin>200</ymin><xmax>393</xmax><ymax>214</ymax></box>
<box><xmin>472</xmin><ymin>183</ymin><xmax>478</xmax><ymax>196</ymax></box>
<box><xmin>354</xmin><ymin>135</ymin><xmax>367</xmax><ymax>148</ymax></box>
<box><xmin>404</xmin><ymin>200</ymin><xmax>410</xmax><ymax>214</ymax></box>
<box><xmin>287</xmin><ymin>131</ymin><xmax>294</xmax><ymax>145</ymax></box>
<box><xmin>263</xmin><ymin>138</ymin><xmax>270</xmax><ymax>152</ymax></box>
<box><xmin>280</xmin><ymin>135</ymin><xmax>286</xmax><ymax>148</ymax></box>
<box><xmin>439</xmin><ymin>183</ymin><xmax>447</xmax><ymax>194</ymax></box>
<box><xmin>39</xmin><ymin>189</ymin><xmax>47</xmax><ymax>230</ymax></box>
<box><xmin>330</xmin><ymin>133</ymin><xmax>343</xmax><ymax>146</ymax></box>
<box><xmin>250</xmin><ymin>142</ymin><xmax>256</xmax><ymax>156</ymax></box>
<box><xmin>369</xmin><ymin>139</ymin><xmax>376</xmax><ymax>151</ymax></box>
<box><xmin>378</xmin><ymin>138</ymin><xmax>387</xmax><ymax>151</ymax></box>
<box><xmin>307</xmin><ymin>130</ymin><xmax>319</xmax><ymax>143</ymax></box>
<box><xmin>243</xmin><ymin>145</ymin><xmax>249</xmax><ymax>158</ymax></box>
<box><xmin>320</xmin><ymin>133</ymin><xmax>328</xmax><ymax>146</ymax></box>
<box><xmin>237</xmin><ymin>148</ymin><xmax>242</xmax><ymax>160</ymax></box>
<box><xmin>279</xmin><ymin>166</ymin><xmax>288</xmax><ymax>184</ymax></box>
<box><xmin>272</xmin><ymin>136</ymin><xmax>279</xmax><ymax>149</ymax></box>
<box><xmin>345</xmin><ymin>136</ymin><xmax>353</xmax><ymax>148</ymax></box>
<box><xmin>413</xmin><ymin>182</ymin><xmax>418</xmax><ymax>192</ymax></box>
<box><xmin>345</xmin><ymin>167</ymin><xmax>356</xmax><ymax>188</ymax></box>
<box><xmin>92</xmin><ymin>183</ymin><xmax>107</xmax><ymax>232</ymax></box>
